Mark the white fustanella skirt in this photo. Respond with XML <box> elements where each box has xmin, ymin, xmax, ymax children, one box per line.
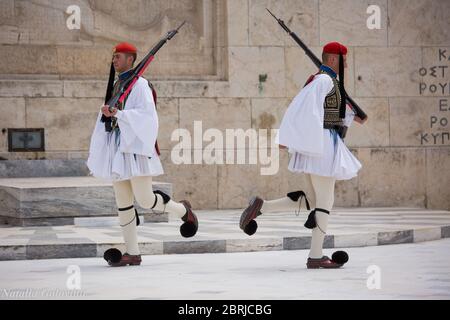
<box><xmin>288</xmin><ymin>129</ymin><xmax>361</xmax><ymax>180</ymax></box>
<box><xmin>87</xmin><ymin>129</ymin><xmax>164</xmax><ymax>181</ymax></box>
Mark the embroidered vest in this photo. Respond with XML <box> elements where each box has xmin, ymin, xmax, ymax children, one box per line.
<box><xmin>320</xmin><ymin>70</ymin><xmax>344</xmax><ymax>129</ymax></box>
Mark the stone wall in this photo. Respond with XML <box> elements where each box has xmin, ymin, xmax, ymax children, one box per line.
<box><xmin>0</xmin><ymin>0</ymin><xmax>449</xmax><ymax>210</ymax></box>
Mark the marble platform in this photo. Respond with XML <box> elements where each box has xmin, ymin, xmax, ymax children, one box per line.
<box><xmin>0</xmin><ymin>207</ymin><xmax>449</xmax><ymax>261</ymax></box>
<box><xmin>0</xmin><ymin>160</ymin><xmax>89</xmax><ymax>178</ymax></box>
<box><xmin>0</xmin><ymin>177</ymin><xmax>171</xmax><ymax>226</ymax></box>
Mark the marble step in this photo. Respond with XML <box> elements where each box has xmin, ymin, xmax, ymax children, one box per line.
<box><xmin>0</xmin><ymin>159</ymin><xmax>89</xmax><ymax>178</ymax></box>
<box><xmin>1</xmin><ymin>209</ymin><xmax>450</xmax><ymax>261</ymax></box>
<box><xmin>0</xmin><ymin>177</ymin><xmax>171</xmax><ymax>226</ymax></box>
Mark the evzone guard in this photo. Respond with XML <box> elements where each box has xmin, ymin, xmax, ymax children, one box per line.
<box><xmin>87</xmin><ymin>36</ymin><xmax>198</xmax><ymax>267</ymax></box>
<box><xmin>239</xmin><ymin>41</ymin><xmax>368</xmax><ymax>269</ymax></box>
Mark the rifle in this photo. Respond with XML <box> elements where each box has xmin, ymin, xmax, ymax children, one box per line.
<box><xmin>106</xmin><ymin>21</ymin><xmax>186</xmax><ymax>114</ymax></box>
<box><xmin>267</xmin><ymin>9</ymin><xmax>367</xmax><ymax>121</ymax></box>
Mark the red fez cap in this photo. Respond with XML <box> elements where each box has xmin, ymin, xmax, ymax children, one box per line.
<box><xmin>114</xmin><ymin>42</ymin><xmax>137</xmax><ymax>54</ymax></box>
<box><xmin>323</xmin><ymin>42</ymin><xmax>347</xmax><ymax>55</ymax></box>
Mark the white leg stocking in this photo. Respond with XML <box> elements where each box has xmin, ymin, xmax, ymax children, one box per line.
<box><xmin>112</xmin><ymin>179</ymin><xmax>140</xmax><ymax>255</ymax></box>
<box><xmin>308</xmin><ymin>174</ymin><xmax>336</xmax><ymax>259</ymax></box>
<box><xmin>130</xmin><ymin>176</ymin><xmax>187</xmax><ymax>218</ymax></box>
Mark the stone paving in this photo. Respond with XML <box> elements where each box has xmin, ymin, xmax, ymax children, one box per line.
<box><xmin>1</xmin><ymin>207</ymin><xmax>449</xmax><ymax>261</ymax></box>
<box><xmin>1</xmin><ymin>238</ymin><xmax>449</xmax><ymax>299</ymax></box>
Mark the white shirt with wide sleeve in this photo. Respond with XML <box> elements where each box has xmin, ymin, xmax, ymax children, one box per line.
<box><xmin>277</xmin><ymin>74</ymin><xmax>332</xmax><ymax>157</ymax></box>
<box><xmin>114</xmin><ymin>77</ymin><xmax>158</xmax><ymax>157</ymax></box>
<box><xmin>86</xmin><ymin>77</ymin><xmax>163</xmax><ymax>181</ymax></box>
<box><xmin>277</xmin><ymin>73</ymin><xmax>362</xmax><ymax>180</ymax></box>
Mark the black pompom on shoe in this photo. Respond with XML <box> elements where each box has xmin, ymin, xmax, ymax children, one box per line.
<box><xmin>244</xmin><ymin>219</ymin><xmax>258</xmax><ymax>235</ymax></box>
<box><xmin>239</xmin><ymin>196</ymin><xmax>263</xmax><ymax>236</ymax></box>
<box><xmin>331</xmin><ymin>250</ymin><xmax>349</xmax><ymax>265</ymax></box>
<box><xmin>180</xmin><ymin>221</ymin><xmax>198</xmax><ymax>238</ymax></box>
<box><xmin>103</xmin><ymin>248</ymin><xmax>122</xmax><ymax>265</ymax></box>
<box><xmin>180</xmin><ymin>200</ymin><xmax>198</xmax><ymax>238</ymax></box>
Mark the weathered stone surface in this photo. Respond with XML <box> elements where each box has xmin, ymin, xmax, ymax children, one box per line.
<box><xmin>163</xmin><ymin>240</ymin><xmax>226</xmax><ymax>254</ymax></box>
<box><xmin>389</xmin><ymin>97</ymin><xmax>450</xmax><ymax>147</ymax></box>
<box><xmin>0</xmin><ymin>245</ymin><xmax>27</xmax><ymax>261</ymax></box>
<box><xmin>226</xmin><ymin>238</ymin><xmax>283</xmax><ymax>253</ymax></box>
<box><xmin>283</xmin><ymin>236</ymin><xmax>311</xmax><ymax>250</ymax></box>
<box><xmin>0</xmin><ymin>0</ymin><xmax>226</xmax><ymax>79</ymax></box>
<box><xmin>0</xmin><ymin>81</ymin><xmax>63</xmax><ymax>98</ymax></box>
<box><xmin>413</xmin><ymin>227</ymin><xmax>442</xmax><ymax>243</ymax></box>
<box><xmin>0</xmin><ymin>177</ymin><xmax>172</xmax><ymax>225</ymax></box>
<box><xmin>0</xmin><ymin>0</ymin><xmax>15</xmax><ymax>24</ymax></box>
<box><xmin>25</xmin><ymin>98</ymin><xmax>102</xmax><ymax>151</ymax></box>
<box><xmin>56</xmin><ymin>47</ymin><xmax>111</xmax><ymax>77</ymax></box>
<box><xmin>153</xmin><ymin>81</ymin><xmax>216</xmax><ymax>98</ymax></box>
<box><xmin>159</xmin><ymin>151</ymin><xmax>218</xmax><ymax>209</ymax></box>
<box><xmin>251</xmin><ymin>98</ymin><xmax>290</xmax><ymax>131</ymax></box>
<box><xmin>68</xmin><ymin>152</ymin><xmax>88</xmax><ymax>160</ymax></box>
<box><xmin>346</xmin><ymin>98</ymin><xmax>390</xmax><ymax>148</ymax></box>
<box><xmin>388</xmin><ymin>0</ymin><xmax>450</xmax><ymax>46</ymax></box>
<box><xmin>249</xmin><ymin>0</ymin><xmax>319</xmax><ymax>47</ymax></box>
<box><xmin>227</xmin><ymin>0</ymin><xmax>249</xmax><ymax>46</ymax></box>
<box><xmin>334</xmin><ymin>167</ymin><xmax>360</xmax><ymax>207</ymax></box>
<box><xmin>0</xmin><ymin>159</ymin><xmax>88</xmax><ymax>178</ymax></box>
<box><xmin>0</xmin><ymin>26</ymin><xmax>24</xmax><ymax>45</ymax></box>
<box><xmin>426</xmin><ymin>148</ymin><xmax>450</xmax><ymax>211</ymax></box>
<box><xmin>63</xmin><ymin>81</ymin><xmax>106</xmax><ymax>98</ymax></box>
<box><xmin>420</xmin><ymin>47</ymin><xmax>450</xmax><ymax>97</ymax></box>
<box><xmin>217</xmin><ymin>162</ymin><xmax>285</xmax><ymax>209</ymax></box>
<box><xmin>285</xmin><ymin>46</ymin><xmax>321</xmax><ymax>98</ymax></box>
<box><xmin>134</xmin><ymin>242</ymin><xmax>164</xmax><ymax>256</ymax></box>
<box><xmin>157</xmin><ymin>98</ymin><xmax>179</xmax><ymax>151</ymax></box>
<box><xmin>320</xmin><ymin>0</ymin><xmax>388</xmax><ymax>46</ymax></box>
<box><xmin>0</xmin><ymin>45</ymin><xmax>59</xmax><ymax>74</ymax></box>
<box><xmin>6</xmin><ymin>0</ymin><xmax>94</xmax><ymax>45</ymax></box>
<box><xmin>358</xmin><ymin>148</ymin><xmax>426</xmax><ymax>207</ymax></box>
<box><xmin>228</xmin><ymin>47</ymin><xmax>285</xmax><ymax>97</ymax></box>
<box><xmin>179</xmin><ymin>98</ymin><xmax>251</xmax><ymax>135</ymax></box>
<box><xmin>355</xmin><ymin>47</ymin><xmax>422</xmax><ymax>97</ymax></box>
<box><xmin>0</xmin><ymin>152</ymin><xmax>69</xmax><ymax>161</ymax></box>
<box><xmin>378</xmin><ymin>230</ymin><xmax>413</xmax><ymax>245</ymax></box>
<box><xmin>334</xmin><ymin>233</ymin><xmax>378</xmax><ymax>248</ymax></box>
<box><xmin>26</xmin><ymin>243</ymin><xmax>97</xmax><ymax>259</ymax></box>
<box><xmin>91</xmin><ymin>0</ymin><xmax>225</xmax><ymax>79</ymax></box>
<box><xmin>442</xmin><ymin>226</ymin><xmax>450</xmax><ymax>238</ymax></box>
<box><xmin>283</xmin><ymin>235</ymin><xmax>333</xmax><ymax>250</ymax></box>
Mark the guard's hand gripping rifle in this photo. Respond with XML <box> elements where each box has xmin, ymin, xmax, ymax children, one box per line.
<box><xmin>267</xmin><ymin>9</ymin><xmax>367</xmax><ymax>121</ymax></box>
<box><xmin>105</xmin><ymin>21</ymin><xmax>186</xmax><ymax>115</ymax></box>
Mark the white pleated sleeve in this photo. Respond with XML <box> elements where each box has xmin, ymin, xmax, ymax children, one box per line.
<box><xmin>276</xmin><ymin>74</ymin><xmax>333</xmax><ymax>157</ymax></box>
<box><xmin>114</xmin><ymin>77</ymin><xmax>158</xmax><ymax>157</ymax></box>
